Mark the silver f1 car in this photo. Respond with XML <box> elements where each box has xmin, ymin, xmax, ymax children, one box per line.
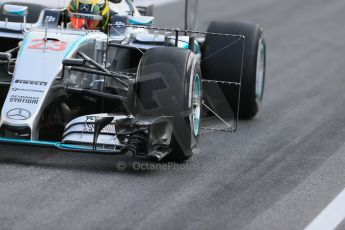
<box><xmin>0</xmin><ymin>0</ymin><xmax>266</xmax><ymax>161</ymax></box>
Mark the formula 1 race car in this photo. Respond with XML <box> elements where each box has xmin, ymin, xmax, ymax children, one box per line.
<box><xmin>0</xmin><ymin>0</ymin><xmax>266</xmax><ymax>161</ymax></box>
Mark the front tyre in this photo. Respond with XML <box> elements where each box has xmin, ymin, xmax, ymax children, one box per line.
<box><xmin>133</xmin><ymin>47</ymin><xmax>202</xmax><ymax>161</ymax></box>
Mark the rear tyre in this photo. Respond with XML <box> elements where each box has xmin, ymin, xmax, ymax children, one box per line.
<box><xmin>203</xmin><ymin>21</ymin><xmax>266</xmax><ymax>119</ymax></box>
<box><xmin>133</xmin><ymin>47</ymin><xmax>202</xmax><ymax>161</ymax></box>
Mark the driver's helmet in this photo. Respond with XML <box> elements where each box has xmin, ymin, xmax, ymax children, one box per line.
<box><xmin>68</xmin><ymin>0</ymin><xmax>110</xmax><ymax>31</ymax></box>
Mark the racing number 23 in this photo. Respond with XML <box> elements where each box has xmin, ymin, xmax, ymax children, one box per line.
<box><xmin>28</xmin><ymin>39</ymin><xmax>67</xmax><ymax>51</ymax></box>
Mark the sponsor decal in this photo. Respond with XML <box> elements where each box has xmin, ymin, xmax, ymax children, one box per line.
<box><xmin>15</xmin><ymin>79</ymin><xmax>48</xmax><ymax>86</ymax></box>
<box><xmin>12</xmin><ymin>88</ymin><xmax>44</xmax><ymax>93</ymax></box>
<box><xmin>83</xmin><ymin>124</ymin><xmax>116</xmax><ymax>133</ymax></box>
<box><xmin>86</xmin><ymin>116</ymin><xmax>98</xmax><ymax>121</ymax></box>
<box><xmin>114</xmin><ymin>21</ymin><xmax>126</xmax><ymax>28</ymax></box>
<box><xmin>10</xmin><ymin>95</ymin><xmax>39</xmax><ymax>105</ymax></box>
<box><xmin>83</xmin><ymin>116</ymin><xmax>116</xmax><ymax>133</ymax></box>
<box><xmin>6</xmin><ymin>108</ymin><xmax>31</xmax><ymax>120</ymax></box>
<box><xmin>45</xmin><ymin>16</ymin><xmax>56</xmax><ymax>23</ymax></box>
<box><xmin>39</xmin><ymin>10</ymin><xmax>60</xmax><ymax>28</ymax></box>
<box><xmin>84</xmin><ymin>116</ymin><xmax>97</xmax><ymax>132</ymax></box>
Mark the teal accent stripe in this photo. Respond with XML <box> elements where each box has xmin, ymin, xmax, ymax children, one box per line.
<box><xmin>178</xmin><ymin>40</ymin><xmax>201</xmax><ymax>54</ymax></box>
<box><xmin>18</xmin><ymin>31</ymin><xmax>31</xmax><ymax>57</ymax></box>
<box><xmin>181</xmin><ymin>41</ymin><xmax>189</xmax><ymax>49</ymax></box>
<box><xmin>194</xmin><ymin>42</ymin><xmax>201</xmax><ymax>54</ymax></box>
<box><xmin>0</xmin><ymin>137</ymin><xmax>93</xmax><ymax>151</ymax></box>
<box><xmin>64</xmin><ymin>36</ymin><xmax>89</xmax><ymax>58</ymax></box>
<box><xmin>0</xmin><ymin>137</ymin><xmax>57</xmax><ymax>147</ymax></box>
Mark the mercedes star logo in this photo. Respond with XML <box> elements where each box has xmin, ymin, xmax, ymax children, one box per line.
<box><xmin>6</xmin><ymin>108</ymin><xmax>31</xmax><ymax>120</ymax></box>
<box><xmin>80</xmin><ymin>4</ymin><xmax>90</xmax><ymax>12</ymax></box>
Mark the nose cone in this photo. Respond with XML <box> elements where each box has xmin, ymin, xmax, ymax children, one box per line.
<box><xmin>0</xmin><ymin>30</ymin><xmax>83</xmax><ymax>139</ymax></box>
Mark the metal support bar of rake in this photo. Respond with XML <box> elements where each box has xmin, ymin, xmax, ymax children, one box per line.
<box><xmin>202</xmin><ymin>37</ymin><xmax>246</xmax><ymax>132</ymax></box>
<box><xmin>202</xmin><ymin>127</ymin><xmax>235</xmax><ymax>133</ymax></box>
<box><xmin>202</xmin><ymin>79</ymin><xmax>241</xmax><ymax>86</ymax></box>
<box><xmin>201</xmin><ymin>101</ymin><xmax>236</xmax><ymax>133</ymax></box>
<box><xmin>108</xmin><ymin>42</ymin><xmax>145</xmax><ymax>53</ymax></box>
<box><xmin>124</xmin><ymin>25</ymin><xmax>245</xmax><ymax>39</ymax></box>
<box><xmin>201</xmin><ymin>79</ymin><xmax>241</xmax><ymax>132</ymax></box>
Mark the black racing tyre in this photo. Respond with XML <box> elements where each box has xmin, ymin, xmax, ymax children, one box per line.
<box><xmin>133</xmin><ymin>47</ymin><xmax>202</xmax><ymax>161</ymax></box>
<box><xmin>202</xmin><ymin>21</ymin><xmax>266</xmax><ymax>119</ymax></box>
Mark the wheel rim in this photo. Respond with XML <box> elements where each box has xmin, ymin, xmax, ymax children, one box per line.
<box><xmin>256</xmin><ymin>38</ymin><xmax>265</xmax><ymax>101</ymax></box>
<box><xmin>192</xmin><ymin>74</ymin><xmax>201</xmax><ymax>137</ymax></box>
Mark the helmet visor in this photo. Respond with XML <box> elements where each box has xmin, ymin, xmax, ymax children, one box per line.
<box><xmin>70</xmin><ymin>13</ymin><xmax>103</xmax><ymax>30</ymax></box>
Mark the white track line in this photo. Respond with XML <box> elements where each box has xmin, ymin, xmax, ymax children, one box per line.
<box><xmin>305</xmin><ymin>188</ymin><xmax>345</xmax><ymax>230</ymax></box>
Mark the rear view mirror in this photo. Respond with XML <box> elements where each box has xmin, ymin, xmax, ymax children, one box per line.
<box><xmin>3</xmin><ymin>4</ymin><xmax>28</xmax><ymax>17</ymax></box>
<box><xmin>2</xmin><ymin>4</ymin><xmax>29</xmax><ymax>29</ymax></box>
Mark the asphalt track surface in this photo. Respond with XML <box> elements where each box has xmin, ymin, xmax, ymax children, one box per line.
<box><xmin>2</xmin><ymin>0</ymin><xmax>345</xmax><ymax>229</ymax></box>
